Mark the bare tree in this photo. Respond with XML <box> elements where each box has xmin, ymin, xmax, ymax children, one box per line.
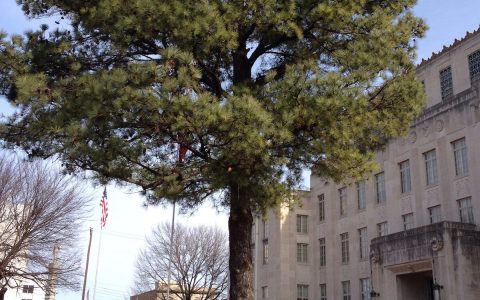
<box><xmin>133</xmin><ymin>223</ymin><xmax>229</xmax><ymax>300</ymax></box>
<box><xmin>0</xmin><ymin>156</ymin><xmax>91</xmax><ymax>300</ymax></box>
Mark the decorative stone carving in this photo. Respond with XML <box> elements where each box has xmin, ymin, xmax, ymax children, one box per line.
<box><xmin>370</xmin><ymin>248</ymin><xmax>380</xmax><ymax>264</ymax></box>
<box><xmin>435</xmin><ymin>119</ymin><xmax>444</xmax><ymax>131</ymax></box>
<box><xmin>422</xmin><ymin>126</ymin><xmax>429</xmax><ymax>137</ymax></box>
<box><xmin>409</xmin><ymin>131</ymin><xmax>417</xmax><ymax>143</ymax></box>
<box><xmin>431</xmin><ymin>236</ymin><xmax>444</xmax><ymax>252</ymax></box>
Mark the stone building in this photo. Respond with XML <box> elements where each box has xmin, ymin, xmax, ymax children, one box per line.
<box><xmin>253</xmin><ymin>29</ymin><xmax>480</xmax><ymax>300</ymax></box>
<box><xmin>130</xmin><ymin>282</ymin><xmax>216</xmax><ymax>300</ymax></box>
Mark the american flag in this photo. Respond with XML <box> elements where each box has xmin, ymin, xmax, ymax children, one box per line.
<box><xmin>100</xmin><ymin>187</ymin><xmax>108</xmax><ymax>228</ymax></box>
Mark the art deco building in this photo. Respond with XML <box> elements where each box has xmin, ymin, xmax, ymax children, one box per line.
<box><xmin>253</xmin><ymin>29</ymin><xmax>480</xmax><ymax>300</ymax></box>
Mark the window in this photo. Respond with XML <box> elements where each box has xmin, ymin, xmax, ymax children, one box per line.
<box><xmin>297</xmin><ymin>284</ymin><xmax>308</xmax><ymax>300</ymax></box>
<box><xmin>342</xmin><ymin>281</ymin><xmax>351</xmax><ymax>300</ymax></box>
<box><xmin>339</xmin><ymin>187</ymin><xmax>347</xmax><ymax>216</ymax></box>
<box><xmin>424</xmin><ymin>150</ymin><xmax>438</xmax><ymax>186</ymax></box>
<box><xmin>296</xmin><ymin>215</ymin><xmax>308</xmax><ymax>234</ymax></box>
<box><xmin>452</xmin><ymin>138</ymin><xmax>468</xmax><ymax>176</ymax></box>
<box><xmin>468</xmin><ymin>49</ymin><xmax>480</xmax><ymax>83</ymax></box>
<box><xmin>402</xmin><ymin>213</ymin><xmax>414</xmax><ymax>230</ymax></box>
<box><xmin>458</xmin><ymin>197</ymin><xmax>474</xmax><ymax>224</ymax></box>
<box><xmin>262</xmin><ymin>220</ymin><xmax>268</xmax><ymax>239</ymax></box>
<box><xmin>439</xmin><ymin>66</ymin><xmax>453</xmax><ymax>100</ymax></box>
<box><xmin>357</xmin><ymin>180</ymin><xmax>366</xmax><ymax>210</ymax></box>
<box><xmin>377</xmin><ymin>222</ymin><xmax>388</xmax><ymax>237</ymax></box>
<box><xmin>261</xmin><ymin>286</ymin><xmax>268</xmax><ymax>299</ymax></box>
<box><xmin>340</xmin><ymin>233</ymin><xmax>349</xmax><ymax>264</ymax></box>
<box><xmin>262</xmin><ymin>239</ymin><xmax>268</xmax><ymax>264</ymax></box>
<box><xmin>358</xmin><ymin>227</ymin><xmax>368</xmax><ymax>260</ymax></box>
<box><xmin>22</xmin><ymin>285</ymin><xmax>34</xmax><ymax>294</ymax></box>
<box><xmin>429</xmin><ymin>205</ymin><xmax>442</xmax><ymax>224</ymax></box>
<box><xmin>297</xmin><ymin>243</ymin><xmax>308</xmax><ymax>263</ymax></box>
<box><xmin>320</xmin><ymin>284</ymin><xmax>327</xmax><ymax>300</ymax></box>
<box><xmin>399</xmin><ymin>160</ymin><xmax>412</xmax><ymax>193</ymax></box>
<box><xmin>251</xmin><ymin>222</ymin><xmax>256</xmax><ymax>246</ymax></box>
<box><xmin>319</xmin><ymin>238</ymin><xmax>326</xmax><ymax>267</ymax></box>
<box><xmin>375</xmin><ymin>172</ymin><xmax>386</xmax><ymax>204</ymax></box>
<box><xmin>318</xmin><ymin>194</ymin><xmax>325</xmax><ymax>222</ymax></box>
<box><xmin>360</xmin><ymin>278</ymin><xmax>371</xmax><ymax>300</ymax></box>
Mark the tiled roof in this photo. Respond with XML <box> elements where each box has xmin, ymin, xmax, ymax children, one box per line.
<box><xmin>417</xmin><ymin>26</ymin><xmax>480</xmax><ymax>68</ymax></box>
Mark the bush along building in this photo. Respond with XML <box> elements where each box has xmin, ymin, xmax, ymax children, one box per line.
<box><xmin>252</xmin><ymin>29</ymin><xmax>480</xmax><ymax>300</ymax></box>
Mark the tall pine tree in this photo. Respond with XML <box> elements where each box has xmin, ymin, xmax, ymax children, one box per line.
<box><xmin>0</xmin><ymin>1</ymin><xmax>425</xmax><ymax>298</ymax></box>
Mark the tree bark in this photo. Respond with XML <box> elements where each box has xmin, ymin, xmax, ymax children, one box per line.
<box><xmin>228</xmin><ymin>183</ymin><xmax>254</xmax><ymax>300</ymax></box>
<box><xmin>0</xmin><ymin>287</ymin><xmax>6</xmax><ymax>300</ymax></box>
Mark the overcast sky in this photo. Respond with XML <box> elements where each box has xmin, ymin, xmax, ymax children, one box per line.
<box><xmin>1</xmin><ymin>0</ymin><xmax>480</xmax><ymax>299</ymax></box>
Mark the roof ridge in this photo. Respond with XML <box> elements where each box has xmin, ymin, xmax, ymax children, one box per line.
<box><xmin>417</xmin><ymin>25</ymin><xmax>480</xmax><ymax>68</ymax></box>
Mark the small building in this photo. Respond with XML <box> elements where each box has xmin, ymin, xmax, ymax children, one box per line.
<box><xmin>253</xmin><ymin>29</ymin><xmax>480</xmax><ymax>300</ymax></box>
<box><xmin>130</xmin><ymin>282</ymin><xmax>217</xmax><ymax>300</ymax></box>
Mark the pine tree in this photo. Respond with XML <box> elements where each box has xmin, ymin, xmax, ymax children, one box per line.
<box><xmin>0</xmin><ymin>1</ymin><xmax>425</xmax><ymax>299</ymax></box>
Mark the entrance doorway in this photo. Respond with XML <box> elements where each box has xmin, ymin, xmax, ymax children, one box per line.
<box><xmin>397</xmin><ymin>270</ymin><xmax>434</xmax><ymax>300</ymax></box>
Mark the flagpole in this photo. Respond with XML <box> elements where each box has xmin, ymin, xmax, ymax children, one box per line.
<box><xmin>92</xmin><ymin>227</ymin><xmax>103</xmax><ymax>300</ymax></box>
<box><xmin>93</xmin><ymin>188</ymin><xmax>108</xmax><ymax>300</ymax></box>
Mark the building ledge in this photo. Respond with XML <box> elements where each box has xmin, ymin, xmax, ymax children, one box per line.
<box><xmin>370</xmin><ymin>221</ymin><xmax>478</xmax><ymax>266</ymax></box>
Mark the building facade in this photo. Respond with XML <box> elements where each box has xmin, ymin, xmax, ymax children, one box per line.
<box><xmin>253</xmin><ymin>29</ymin><xmax>480</xmax><ymax>300</ymax></box>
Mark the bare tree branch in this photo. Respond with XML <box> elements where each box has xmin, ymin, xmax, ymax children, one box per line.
<box><xmin>0</xmin><ymin>155</ymin><xmax>92</xmax><ymax>299</ymax></box>
<box><xmin>132</xmin><ymin>223</ymin><xmax>228</xmax><ymax>300</ymax></box>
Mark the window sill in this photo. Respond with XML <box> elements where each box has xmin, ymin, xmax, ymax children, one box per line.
<box><xmin>454</xmin><ymin>174</ymin><xmax>469</xmax><ymax>180</ymax></box>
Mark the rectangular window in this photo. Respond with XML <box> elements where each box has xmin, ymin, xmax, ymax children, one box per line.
<box><xmin>22</xmin><ymin>285</ymin><xmax>34</xmax><ymax>294</ymax></box>
<box><xmin>468</xmin><ymin>49</ymin><xmax>480</xmax><ymax>83</ymax></box>
<box><xmin>458</xmin><ymin>197</ymin><xmax>474</xmax><ymax>224</ymax></box>
<box><xmin>357</xmin><ymin>180</ymin><xmax>366</xmax><ymax>210</ymax></box>
<box><xmin>360</xmin><ymin>278</ymin><xmax>371</xmax><ymax>300</ymax></box>
<box><xmin>318</xmin><ymin>194</ymin><xmax>325</xmax><ymax>222</ymax></box>
<box><xmin>402</xmin><ymin>213</ymin><xmax>414</xmax><ymax>230</ymax></box>
<box><xmin>358</xmin><ymin>227</ymin><xmax>369</xmax><ymax>260</ymax></box>
<box><xmin>429</xmin><ymin>205</ymin><xmax>442</xmax><ymax>224</ymax></box>
<box><xmin>297</xmin><ymin>284</ymin><xmax>309</xmax><ymax>300</ymax></box>
<box><xmin>319</xmin><ymin>238</ymin><xmax>326</xmax><ymax>267</ymax></box>
<box><xmin>377</xmin><ymin>222</ymin><xmax>388</xmax><ymax>237</ymax></box>
<box><xmin>452</xmin><ymin>138</ymin><xmax>468</xmax><ymax>176</ymax></box>
<box><xmin>399</xmin><ymin>160</ymin><xmax>412</xmax><ymax>193</ymax></box>
<box><xmin>375</xmin><ymin>172</ymin><xmax>386</xmax><ymax>204</ymax></box>
<box><xmin>320</xmin><ymin>284</ymin><xmax>327</xmax><ymax>300</ymax></box>
<box><xmin>424</xmin><ymin>150</ymin><xmax>438</xmax><ymax>186</ymax></box>
<box><xmin>297</xmin><ymin>243</ymin><xmax>308</xmax><ymax>263</ymax></box>
<box><xmin>340</xmin><ymin>233</ymin><xmax>349</xmax><ymax>264</ymax></box>
<box><xmin>440</xmin><ymin>66</ymin><xmax>453</xmax><ymax>100</ymax></box>
<box><xmin>262</xmin><ymin>220</ymin><xmax>268</xmax><ymax>239</ymax></box>
<box><xmin>251</xmin><ymin>222</ymin><xmax>256</xmax><ymax>246</ymax></box>
<box><xmin>261</xmin><ymin>286</ymin><xmax>268</xmax><ymax>299</ymax></box>
<box><xmin>296</xmin><ymin>215</ymin><xmax>308</xmax><ymax>234</ymax></box>
<box><xmin>342</xmin><ymin>281</ymin><xmax>351</xmax><ymax>300</ymax></box>
<box><xmin>339</xmin><ymin>187</ymin><xmax>347</xmax><ymax>216</ymax></box>
<box><xmin>262</xmin><ymin>239</ymin><xmax>268</xmax><ymax>264</ymax></box>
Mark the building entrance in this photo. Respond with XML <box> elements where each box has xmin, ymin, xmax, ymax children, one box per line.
<box><xmin>396</xmin><ymin>270</ymin><xmax>434</xmax><ymax>300</ymax></box>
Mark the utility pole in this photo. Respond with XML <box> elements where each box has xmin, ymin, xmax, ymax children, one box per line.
<box><xmin>166</xmin><ymin>201</ymin><xmax>176</xmax><ymax>300</ymax></box>
<box><xmin>45</xmin><ymin>243</ymin><xmax>59</xmax><ymax>300</ymax></box>
<box><xmin>81</xmin><ymin>228</ymin><xmax>93</xmax><ymax>300</ymax></box>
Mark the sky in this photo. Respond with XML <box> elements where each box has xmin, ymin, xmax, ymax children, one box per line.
<box><xmin>0</xmin><ymin>1</ymin><xmax>479</xmax><ymax>299</ymax></box>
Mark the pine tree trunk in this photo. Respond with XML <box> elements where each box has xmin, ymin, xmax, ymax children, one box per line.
<box><xmin>228</xmin><ymin>184</ymin><xmax>254</xmax><ymax>300</ymax></box>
